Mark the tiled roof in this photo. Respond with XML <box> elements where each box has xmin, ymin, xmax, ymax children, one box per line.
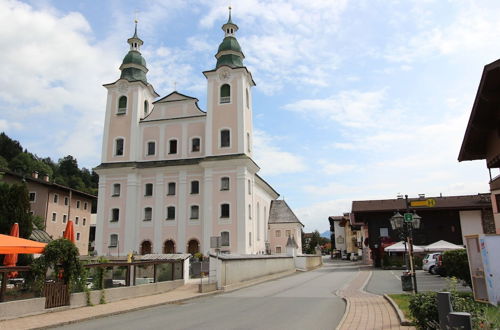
<box><xmin>352</xmin><ymin>194</ymin><xmax>491</xmax><ymax>212</ymax></box>
<box><xmin>29</xmin><ymin>229</ymin><xmax>53</xmax><ymax>243</ymax></box>
<box><xmin>268</xmin><ymin>200</ymin><xmax>304</xmax><ymax>226</ymax></box>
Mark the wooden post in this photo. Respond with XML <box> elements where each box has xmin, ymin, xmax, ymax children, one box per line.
<box><xmin>0</xmin><ymin>272</ymin><xmax>7</xmax><ymax>302</ymax></box>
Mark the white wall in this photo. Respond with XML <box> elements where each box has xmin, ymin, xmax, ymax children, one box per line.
<box><xmin>459</xmin><ymin>210</ymin><xmax>483</xmax><ymax>245</ymax></box>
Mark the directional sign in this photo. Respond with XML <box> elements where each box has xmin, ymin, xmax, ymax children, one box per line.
<box><xmin>404</xmin><ymin>213</ymin><xmax>413</xmax><ymax>223</ymax></box>
<box><xmin>410</xmin><ymin>198</ymin><xmax>436</xmax><ymax>207</ymax></box>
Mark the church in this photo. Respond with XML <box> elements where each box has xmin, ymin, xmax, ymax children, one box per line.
<box><xmin>94</xmin><ymin>10</ymin><xmax>303</xmax><ymax>256</ymax></box>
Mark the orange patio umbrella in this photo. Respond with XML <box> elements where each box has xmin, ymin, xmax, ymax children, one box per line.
<box><xmin>63</xmin><ymin>220</ymin><xmax>75</xmax><ymax>243</ymax></box>
<box><xmin>0</xmin><ymin>234</ymin><xmax>46</xmax><ymax>254</ymax></box>
<box><xmin>3</xmin><ymin>223</ymin><xmax>19</xmax><ymax>277</ymax></box>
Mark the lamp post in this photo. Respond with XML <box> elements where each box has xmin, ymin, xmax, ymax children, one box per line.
<box><xmin>389</xmin><ymin>195</ymin><xmax>421</xmax><ymax>294</ymax></box>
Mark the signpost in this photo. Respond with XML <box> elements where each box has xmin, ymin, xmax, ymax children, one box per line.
<box><xmin>404</xmin><ymin>213</ymin><xmax>413</xmax><ymax>223</ymax></box>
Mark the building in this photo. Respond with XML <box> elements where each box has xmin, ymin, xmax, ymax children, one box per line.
<box><xmin>458</xmin><ymin>58</ymin><xmax>500</xmax><ymax>235</ymax></box>
<box><xmin>1</xmin><ymin>170</ymin><xmax>95</xmax><ymax>255</ymax></box>
<box><xmin>268</xmin><ymin>200</ymin><xmax>303</xmax><ymax>254</ymax></box>
<box><xmin>328</xmin><ymin>214</ymin><xmax>364</xmax><ymax>258</ymax></box>
<box><xmin>94</xmin><ymin>11</ymin><xmax>288</xmax><ymax>256</ymax></box>
<box><xmin>351</xmin><ymin>194</ymin><xmax>493</xmax><ymax>266</ymax></box>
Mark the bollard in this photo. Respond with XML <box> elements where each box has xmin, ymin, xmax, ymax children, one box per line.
<box><xmin>448</xmin><ymin>312</ymin><xmax>472</xmax><ymax>330</ymax></box>
<box><xmin>437</xmin><ymin>292</ymin><xmax>452</xmax><ymax>330</ymax></box>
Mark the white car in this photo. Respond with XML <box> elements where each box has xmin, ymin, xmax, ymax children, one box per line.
<box><xmin>422</xmin><ymin>252</ymin><xmax>441</xmax><ymax>274</ymax></box>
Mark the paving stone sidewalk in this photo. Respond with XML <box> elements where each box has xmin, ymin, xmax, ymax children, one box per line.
<box><xmin>337</xmin><ymin>270</ymin><xmax>415</xmax><ymax>330</ymax></box>
<box><xmin>0</xmin><ymin>284</ymin><xmax>214</xmax><ymax>330</ymax></box>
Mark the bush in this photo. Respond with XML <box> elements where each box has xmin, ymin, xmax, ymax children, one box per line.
<box><xmin>413</xmin><ymin>255</ymin><xmax>423</xmax><ymax>269</ymax></box>
<box><xmin>442</xmin><ymin>249</ymin><xmax>471</xmax><ymax>287</ymax></box>
<box><xmin>409</xmin><ymin>292</ymin><xmax>439</xmax><ymax>329</ymax></box>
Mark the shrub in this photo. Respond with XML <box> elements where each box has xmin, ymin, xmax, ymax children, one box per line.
<box><xmin>409</xmin><ymin>292</ymin><xmax>438</xmax><ymax>329</ymax></box>
<box><xmin>442</xmin><ymin>249</ymin><xmax>471</xmax><ymax>287</ymax></box>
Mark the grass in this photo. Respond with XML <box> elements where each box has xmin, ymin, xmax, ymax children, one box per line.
<box><xmin>388</xmin><ymin>293</ymin><xmax>412</xmax><ymax>320</ymax></box>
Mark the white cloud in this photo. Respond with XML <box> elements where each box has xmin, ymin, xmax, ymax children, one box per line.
<box><xmin>295</xmin><ymin>199</ymin><xmax>352</xmax><ymax>232</ymax></box>
<box><xmin>253</xmin><ymin>129</ymin><xmax>307</xmax><ymax>176</ymax></box>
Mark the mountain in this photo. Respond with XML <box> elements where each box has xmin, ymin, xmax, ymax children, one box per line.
<box><xmin>320</xmin><ymin>230</ymin><xmax>331</xmax><ymax>239</ymax></box>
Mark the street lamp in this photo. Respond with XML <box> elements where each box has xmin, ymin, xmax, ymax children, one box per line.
<box><xmin>389</xmin><ymin>195</ymin><xmax>421</xmax><ymax>294</ymax></box>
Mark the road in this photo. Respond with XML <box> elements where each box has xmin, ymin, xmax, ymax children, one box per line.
<box><xmin>58</xmin><ymin>258</ymin><xmax>357</xmax><ymax>330</ymax></box>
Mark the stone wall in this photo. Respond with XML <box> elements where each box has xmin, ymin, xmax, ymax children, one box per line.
<box><xmin>295</xmin><ymin>255</ymin><xmax>323</xmax><ymax>271</ymax></box>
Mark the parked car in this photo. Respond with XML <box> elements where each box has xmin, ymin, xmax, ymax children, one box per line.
<box><xmin>434</xmin><ymin>254</ymin><xmax>447</xmax><ymax>277</ymax></box>
<box><xmin>422</xmin><ymin>252</ymin><xmax>441</xmax><ymax>274</ymax></box>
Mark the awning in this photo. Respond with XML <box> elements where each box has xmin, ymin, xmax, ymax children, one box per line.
<box><xmin>384</xmin><ymin>241</ymin><xmax>425</xmax><ymax>253</ymax></box>
<box><xmin>0</xmin><ymin>234</ymin><xmax>46</xmax><ymax>254</ymax></box>
<box><xmin>424</xmin><ymin>240</ymin><xmax>465</xmax><ymax>252</ymax></box>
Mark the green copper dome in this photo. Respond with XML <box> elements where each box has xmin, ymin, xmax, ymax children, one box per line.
<box><xmin>122</xmin><ymin>50</ymin><xmax>147</xmax><ymax>67</ymax></box>
<box><xmin>217</xmin><ymin>36</ymin><xmax>242</xmax><ymax>53</ymax></box>
<box><xmin>120</xmin><ymin>67</ymin><xmax>147</xmax><ymax>84</ymax></box>
<box><xmin>216</xmin><ymin>54</ymin><xmax>244</xmax><ymax>68</ymax></box>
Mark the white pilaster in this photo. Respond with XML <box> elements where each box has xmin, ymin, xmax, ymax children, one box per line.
<box><xmin>95</xmin><ymin>176</ymin><xmax>107</xmax><ymax>255</ymax></box>
<box><xmin>125</xmin><ymin>173</ymin><xmax>139</xmax><ymax>253</ymax></box>
<box><xmin>237</xmin><ymin>166</ymin><xmax>247</xmax><ymax>254</ymax></box>
<box><xmin>177</xmin><ymin>171</ymin><xmax>187</xmax><ymax>252</ymax></box>
<box><xmin>154</xmin><ymin>172</ymin><xmax>164</xmax><ymax>253</ymax></box>
<box><xmin>181</xmin><ymin>122</ymin><xmax>188</xmax><ymax>158</ymax></box>
<box><xmin>202</xmin><ymin>168</ymin><xmax>213</xmax><ymax>254</ymax></box>
<box><xmin>206</xmin><ymin>78</ymin><xmax>214</xmax><ymax>156</ymax></box>
<box><xmin>237</xmin><ymin>78</ymin><xmax>244</xmax><ymax>154</ymax></box>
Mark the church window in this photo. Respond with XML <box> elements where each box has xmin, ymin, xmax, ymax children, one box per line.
<box><xmin>147</xmin><ymin>141</ymin><xmax>155</xmax><ymax>156</ymax></box>
<box><xmin>248</xmin><ymin>179</ymin><xmax>251</xmax><ymax>194</ymax></box>
<box><xmin>191</xmin><ymin>181</ymin><xmax>199</xmax><ymax>194</ymax></box>
<box><xmin>248</xmin><ymin>204</ymin><xmax>252</xmax><ymax>219</ymax></box>
<box><xmin>220</xmin><ymin>129</ymin><xmax>230</xmax><ymax>148</ymax></box>
<box><xmin>166</xmin><ymin>206</ymin><xmax>176</xmax><ymax>220</ymax></box>
<box><xmin>191</xmin><ymin>138</ymin><xmax>200</xmax><ymax>152</ymax></box>
<box><xmin>111</xmin><ymin>208</ymin><xmax>119</xmax><ymax>222</ymax></box>
<box><xmin>115</xmin><ymin>138</ymin><xmax>124</xmax><ymax>156</ymax></box>
<box><xmin>144</xmin><ymin>100</ymin><xmax>149</xmax><ymax>117</ymax></box>
<box><xmin>249</xmin><ymin>232</ymin><xmax>252</xmax><ymax>246</ymax></box>
<box><xmin>109</xmin><ymin>234</ymin><xmax>118</xmax><ymax>247</ymax></box>
<box><xmin>246</xmin><ymin>88</ymin><xmax>249</xmax><ymax>108</ymax></box>
<box><xmin>220</xmin><ymin>177</ymin><xmax>230</xmax><ymax>191</ymax></box>
<box><xmin>169</xmin><ymin>139</ymin><xmax>178</xmax><ymax>154</ymax></box>
<box><xmin>190</xmin><ymin>205</ymin><xmax>199</xmax><ymax>219</ymax></box>
<box><xmin>144</xmin><ymin>207</ymin><xmax>152</xmax><ymax>221</ymax></box>
<box><xmin>112</xmin><ymin>183</ymin><xmax>121</xmax><ymax>196</ymax></box>
<box><xmin>220</xmin><ymin>204</ymin><xmax>230</xmax><ymax>218</ymax></box>
<box><xmin>220</xmin><ymin>84</ymin><xmax>230</xmax><ymax>104</ymax></box>
<box><xmin>118</xmin><ymin>96</ymin><xmax>127</xmax><ymax>114</ymax></box>
<box><xmin>145</xmin><ymin>183</ymin><xmax>153</xmax><ymax>196</ymax></box>
<box><xmin>276</xmin><ymin>246</ymin><xmax>282</xmax><ymax>254</ymax></box>
<box><xmin>247</xmin><ymin>132</ymin><xmax>251</xmax><ymax>152</ymax></box>
<box><xmin>221</xmin><ymin>231</ymin><xmax>230</xmax><ymax>246</ymax></box>
<box><xmin>167</xmin><ymin>182</ymin><xmax>176</xmax><ymax>196</ymax></box>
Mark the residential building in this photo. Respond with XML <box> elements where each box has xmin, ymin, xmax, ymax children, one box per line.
<box><xmin>1</xmin><ymin>170</ymin><xmax>95</xmax><ymax>255</ymax></box>
<box><xmin>328</xmin><ymin>214</ymin><xmax>364</xmax><ymax>258</ymax></box>
<box><xmin>458</xmin><ymin>58</ymin><xmax>500</xmax><ymax>235</ymax></box>
<box><xmin>351</xmin><ymin>194</ymin><xmax>493</xmax><ymax>267</ymax></box>
<box><xmin>95</xmin><ymin>11</ymin><xmax>286</xmax><ymax>256</ymax></box>
<box><xmin>268</xmin><ymin>200</ymin><xmax>303</xmax><ymax>254</ymax></box>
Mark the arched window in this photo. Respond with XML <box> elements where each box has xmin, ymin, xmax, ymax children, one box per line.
<box><xmin>220</xmin><ymin>129</ymin><xmax>230</xmax><ymax>148</ymax></box>
<box><xmin>109</xmin><ymin>234</ymin><xmax>118</xmax><ymax>247</ymax></box>
<box><xmin>221</xmin><ymin>231</ymin><xmax>230</xmax><ymax>247</ymax></box>
<box><xmin>248</xmin><ymin>204</ymin><xmax>252</xmax><ymax>219</ymax></box>
<box><xmin>220</xmin><ymin>177</ymin><xmax>230</xmax><ymax>191</ymax></box>
<box><xmin>144</xmin><ymin>100</ymin><xmax>149</xmax><ymax>117</ymax></box>
<box><xmin>220</xmin><ymin>203</ymin><xmax>230</xmax><ymax>218</ymax></box>
<box><xmin>115</xmin><ymin>138</ymin><xmax>124</xmax><ymax>156</ymax></box>
<box><xmin>140</xmin><ymin>240</ymin><xmax>152</xmax><ymax>255</ymax></box>
<box><xmin>187</xmin><ymin>239</ymin><xmax>199</xmax><ymax>255</ymax></box>
<box><xmin>190</xmin><ymin>205</ymin><xmax>199</xmax><ymax>219</ymax></box>
<box><xmin>163</xmin><ymin>240</ymin><xmax>175</xmax><ymax>254</ymax></box>
<box><xmin>247</xmin><ymin>132</ymin><xmax>251</xmax><ymax>152</ymax></box>
<box><xmin>144</xmin><ymin>207</ymin><xmax>152</xmax><ymax>221</ymax></box>
<box><xmin>191</xmin><ymin>137</ymin><xmax>200</xmax><ymax>152</ymax></box>
<box><xmin>220</xmin><ymin>84</ymin><xmax>230</xmax><ymax>104</ymax></box>
<box><xmin>118</xmin><ymin>96</ymin><xmax>127</xmax><ymax>114</ymax></box>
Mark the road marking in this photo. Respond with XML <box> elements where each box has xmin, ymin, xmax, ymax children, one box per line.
<box><xmin>390</xmin><ymin>270</ymin><xmax>401</xmax><ymax>281</ymax></box>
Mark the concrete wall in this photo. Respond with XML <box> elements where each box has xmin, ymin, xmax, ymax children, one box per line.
<box><xmin>210</xmin><ymin>255</ymin><xmax>295</xmax><ymax>290</ymax></box>
<box><xmin>295</xmin><ymin>255</ymin><xmax>323</xmax><ymax>271</ymax></box>
<box><xmin>459</xmin><ymin>210</ymin><xmax>483</xmax><ymax>245</ymax></box>
<box><xmin>0</xmin><ymin>279</ymin><xmax>184</xmax><ymax>321</ymax></box>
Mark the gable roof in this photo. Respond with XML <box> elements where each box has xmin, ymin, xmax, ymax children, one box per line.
<box><xmin>268</xmin><ymin>200</ymin><xmax>304</xmax><ymax>226</ymax></box>
<box><xmin>153</xmin><ymin>91</ymin><xmax>199</xmax><ymax>104</ymax></box>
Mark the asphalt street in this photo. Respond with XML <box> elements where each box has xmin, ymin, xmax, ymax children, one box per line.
<box><xmin>365</xmin><ymin>269</ymin><xmax>471</xmax><ymax>295</ymax></box>
<box><xmin>57</xmin><ymin>258</ymin><xmax>356</xmax><ymax>330</ymax></box>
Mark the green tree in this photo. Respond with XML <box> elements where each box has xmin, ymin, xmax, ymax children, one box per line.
<box><xmin>0</xmin><ymin>132</ymin><xmax>23</xmax><ymax>162</ymax></box>
<box><xmin>58</xmin><ymin>155</ymin><xmax>80</xmax><ymax>178</ymax></box>
<box><xmin>0</xmin><ymin>182</ymin><xmax>33</xmax><ymax>238</ymax></box>
<box><xmin>442</xmin><ymin>249</ymin><xmax>472</xmax><ymax>287</ymax></box>
<box><xmin>9</xmin><ymin>152</ymin><xmax>53</xmax><ymax>177</ymax></box>
<box><xmin>0</xmin><ymin>155</ymin><xmax>8</xmax><ymax>169</ymax></box>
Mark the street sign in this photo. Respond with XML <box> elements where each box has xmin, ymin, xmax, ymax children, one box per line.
<box><xmin>410</xmin><ymin>198</ymin><xmax>436</xmax><ymax>207</ymax></box>
<box><xmin>404</xmin><ymin>213</ymin><xmax>413</xmax><ymax>222</ymax></box>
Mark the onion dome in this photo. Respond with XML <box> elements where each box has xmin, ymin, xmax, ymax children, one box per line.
<box><xmin>119</xmin><ymin>21</ymin><xmax>148</xmax><ymax>84</ymax></box>
<box><xmin>215</xmin><ymin>7</ymin><xmax>245</xmax><ymax>69</ymax></box>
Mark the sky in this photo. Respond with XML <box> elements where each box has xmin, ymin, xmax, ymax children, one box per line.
<box><xmin>1</xmin><ymin>0</ymin><xmax>498</xmax><ymax>233</ymax></box>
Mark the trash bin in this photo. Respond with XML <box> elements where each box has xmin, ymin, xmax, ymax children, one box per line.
<box><xmin>401</xmin><ymin>273</ymin><xmax>413</xmax><ymax>291</ymax></box>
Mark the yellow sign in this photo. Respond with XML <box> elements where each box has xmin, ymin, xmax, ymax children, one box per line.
<box><xmin>410</xmin><ymin>199</ymin><xmax>436</xmax><ymax>207</ymax></box>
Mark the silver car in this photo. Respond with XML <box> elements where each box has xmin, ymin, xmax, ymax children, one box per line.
<box><xmin>422</xmin><ymin>252</ymin><xmax>441</xmax><ymax>274</ymax></box>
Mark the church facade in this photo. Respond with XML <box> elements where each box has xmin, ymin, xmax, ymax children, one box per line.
<box><xmin>94</xmin><ymin>12</ymin><xmax>298</xmax><ymax>256</ymax></box>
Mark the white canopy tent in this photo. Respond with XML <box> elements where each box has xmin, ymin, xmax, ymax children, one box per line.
<box><xmin>424</xmin><ymin>240</ymin><xmax>465</xmax><ymax>252</ymax></box>
<box><xmin>384</xmin><ymin>241</ymin><xmax>425</xmax><ymax>253</ymax></box>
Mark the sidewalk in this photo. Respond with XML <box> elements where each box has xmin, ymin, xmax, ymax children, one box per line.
<box><xmin>0</xmin><ymin>284</ymin><xmax>216</xmax><ymax>330</ymax></box>
<box><xmin>337</xmin><ymin>270</ymin><xmax>415</xmax><ymax>330</ymax></box>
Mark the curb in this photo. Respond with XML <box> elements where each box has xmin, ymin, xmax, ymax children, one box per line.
<box><xmin>29</xmin><ymin>290</ymin><xmax>221</xmax><ymax>330</ymax></box>
<box><xmin>334</xmin><ymin>295</ymin><xmax>350</xmax><ymax>330</ymax></box>
<box><xmin>383</xmin><ymin>294</ymin><xmax>413</xmax><ymax>326</ymax></box>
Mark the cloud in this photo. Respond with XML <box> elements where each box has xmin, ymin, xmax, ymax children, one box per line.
<box><xmin>253</xmin><ymin>129</ymin><xmax>307</xmax><ymax>176</ymax></box>
<box><xmin>295</xmin><ymin>199</ymin><xmax>353</xmax><ymax>232</ymax></box>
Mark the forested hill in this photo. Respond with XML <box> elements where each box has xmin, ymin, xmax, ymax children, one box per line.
<box><xmin>0</xmin><ymin>132</ymin><xmax>98</xmax><ymax>196</ymax></box>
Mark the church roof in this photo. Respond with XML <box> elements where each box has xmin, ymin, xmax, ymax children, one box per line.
<box><xmin>217</xmin><ymin>37</ymin><xmax>242</xmax><ymax>53</ymax></box>
<box><xmin>122</xmin><ymin>50</ymin><xmax>147</xmax><ymax>67</ymax></box>
<box><xmin>268</xmin><ymin>200</ymin><xmax>304</xmax><ymax>226</ymax></box>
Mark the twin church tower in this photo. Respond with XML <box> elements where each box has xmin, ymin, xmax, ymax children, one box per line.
<box><xmin>94</xmin><ymin>10</ymin><xmax>303</xmax><ymax>256</ymax></box>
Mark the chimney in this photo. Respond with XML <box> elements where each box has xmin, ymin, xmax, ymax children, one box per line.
<box><xmin>418</xmin><ymin>193</ymin><xmax>425</xmax><ymax>199</ymax></box>
<box><xmin>32</xmin><ymin>171</ymin><xmax>39</xmax><ymax>179</ymax></box>
<box><xmin>43</xmin><ymin>175</ymin><xmax>49</xmax><ymax>182</ymax></box>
